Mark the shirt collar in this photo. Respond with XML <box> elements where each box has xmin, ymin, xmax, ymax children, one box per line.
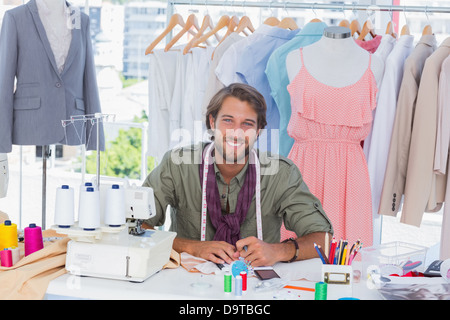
<box><xmin>294</xmin><ymin>21</ymin><xmax>328</xmax><ymax>37</ymax></box>
<box><xmin>417</xmin><ymin>34</ymin><xmax>437</xmax><ymax>49</ymax></box>
<box><xmin>214</xmin><ymin>158</ymin><xmax>250</xmax><ymax>187</ymax></box>
<box><xmin>254</xmin><ymin>23</ymin><xmax>299</xmax><ymax>40</ymax></box>
<box><xmin>397</xmin><ymin>34</ymin><xmax>414</xmax><ymax>47</ymax></box>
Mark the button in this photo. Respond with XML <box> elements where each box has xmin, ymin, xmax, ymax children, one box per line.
<box><xmin>314</xmin><ymin>202</ymin><xmax>320</xmax><ymax>209</ymax></box>
<box><xmin>393</xmin><ymin>193</ymin><xmax>397</xmax><ymax>198</ymax></box>
<box><xmin>221</xmin><ymin>194</ymin><xmax>226</xmax><ymax>199</ymax></box>
<box><xmin>55</xmin><ymin>82</ymin><xmax>61</xmax><ymax>88</ymax></box>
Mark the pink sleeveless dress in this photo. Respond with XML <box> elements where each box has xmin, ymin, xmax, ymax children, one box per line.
<box><xmin>284</xmin><ymin>48</ymin><xmax>377</xmax><ymax>247</ymax></box>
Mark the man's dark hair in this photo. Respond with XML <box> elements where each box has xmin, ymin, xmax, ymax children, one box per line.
<box><xmin>205</xmin><ymin>83</ymin><xmax>268</xmax><ymax>131</ymax></box>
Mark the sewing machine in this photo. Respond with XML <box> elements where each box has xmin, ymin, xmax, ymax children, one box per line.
<box><xmin>60</xmin><ymin>183</ymin><xmax>176</xmax><ymax>283</ymax></box>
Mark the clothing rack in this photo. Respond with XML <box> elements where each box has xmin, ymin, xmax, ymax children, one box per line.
<box><xmin>168</xmin><ymin>0</ymin><xmax>450</xmax><ymax>14</ymax></box>
<box><xmin>167</xmin><ymin>0</ymin><xmax>450</xmax><ymax>14</ymax></box>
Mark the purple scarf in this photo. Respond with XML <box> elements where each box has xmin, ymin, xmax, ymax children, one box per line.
<box><xmin>199</xmin><ymin>143</ymin><xmax>256</xmax><ymax>246</ymax></box>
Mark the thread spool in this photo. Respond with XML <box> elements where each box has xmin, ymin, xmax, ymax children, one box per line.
<box><xmin>224</xmin><ymin>271</ymin><xmax>232</xmax><ymax>293</ymax></box>
<box><xmin>0</xmin><ymin>249</ymin><xmax>12</xmax><ymax>267</ymax></box>
<box><xmin>104</xmin><ymin>184</ymin><xmax>126</xmax><ymax>227</ymax></box>
<box><xmin>240</xmin><ymin>271</ymin><xmax>247</xmax><ymax>291</ymax></box>
<box><xmin>54</xmin><ymin>185</ymin><xmax>75</xmax><ymax>228</ymax></box>
<box><xmin>314</xmin><ymin>281</ymin><xmax>327</xmax><ymax>300</ymax></box>
<box><xmin>24</xmin><ymin>224</ymin><xmax>44</xmax><ymax>256</ymax></box>
<box><xmin>0</xmin><ymin>220</ymin><xmax>18</xmax><ymax>251</ymax></box>
<box><xmin>8</xmin><ymin>247</ymin><xmax>20</xmax><ymax>265</ymax></box>
<box><xmin>235</xmin><ymin>275</ymin><xmax>242</xmax><ymax>297</ymax></box>
<box><xmin>78</xmin><ymin>187</ymin><xmax>100</xmax><ymax>231</ymax></box>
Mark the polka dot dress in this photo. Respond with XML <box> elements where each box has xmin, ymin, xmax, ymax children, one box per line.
<box><xmin>284</xmin><ymin>48</ymin><xmax>378</xmax><ymax>247</ymax></box>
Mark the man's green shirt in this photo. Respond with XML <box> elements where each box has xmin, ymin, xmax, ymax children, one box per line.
<box><xmin>143</xmin><ymin>143</ymin><xmax>333</xmax><ymax>243</ymax></box>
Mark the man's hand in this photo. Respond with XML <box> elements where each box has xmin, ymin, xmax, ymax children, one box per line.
<box><xmin>234</xmin><ymin>236</ymin><xmax>288</xmax><ymax>267</ymax></box>
<box><xmin>234</xmin><ymin>232</ymin><xmax>330</xmax><ymax>267</ymax></box>
<box><xmin>173</xmin><ymin>238</ymin><xmax>238</xmax><ymax>265</ymax></box>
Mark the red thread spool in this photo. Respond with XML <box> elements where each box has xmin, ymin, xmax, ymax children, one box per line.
<box><xmin>240</xmin><ymin>271</ymin><xmax>247</xmax><ymax>291</ymax></box>
<box><xmin>24</xmin><ymin>223</ymin><xmax>44</xmax><ymax>256</ymax></box>
<box><xmin>0</xmin><ymin>249</ymin><xmax>13</xmax><ymax>267</ymax></box>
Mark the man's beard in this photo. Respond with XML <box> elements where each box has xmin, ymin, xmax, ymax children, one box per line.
<box><xmin>215</xmin><ymin>136</ymin><xmax>250</xmax><ymax>164</ymax></box>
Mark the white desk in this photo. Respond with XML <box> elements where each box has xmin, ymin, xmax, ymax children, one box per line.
<box><xmin>45</xmin><ymin>259</ymin><xmax>383</xmax><ymax>300</ymax></box>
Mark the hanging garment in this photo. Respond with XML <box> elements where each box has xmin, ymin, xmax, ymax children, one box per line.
<box><xmin>401</xmin><ymin>37</ymin><xmax>450</xmax><ymax>227</ymax></box>
<box><xmin>147</xmin><ymin>48</ymin><xmax>180</xmax><ymax>162</ymax></box>
<box><xmin>266</xmin><ymin>21</ymin><xmax>328</xmax><ymax>158</ymax></box>
<box><xmin>437</xmin><ymin>55</ymin><xmax>450</xmax><ymax>259</ymax></box>
<box><xmin>287</xmin><ymin>48</ymin><xmax>377</xmax><ymax>246</ymax></box>
<box><xmin>373</xmin><ymin>34</ymin><xmax>397</xmax><ymax>79</ymax></box>
<box><xmin>0</xmin><ymin>0</ymin><xmax>104</xmax><ymax>152</ymax></box>
<box><xmin>361</xmin><ymin>33</ymin><xmax>397</xmax><ymax>165</ymax></box>
<box><xmin>235</xmin><ymin>26</ymin><xmax>299</xmax><ymax>153</ymax></box>
<box><xmin>202</xmin><ymin>32</ymin><xmax>245</xmax><ymax>117</ymax></box>
<box><xmin>378</xmin><ymin>35</ymin><xmax>437</xmax><ymax>216</ymax></box>
<box><xmin>175</xmin><ymin>46</ymin><xmax>214</xmax><ymax>148</ymax></box>
<box><xmin>363</xmin><ymin>34</ymin><xmax>414</xmax><ymax>215</ymax></box>
<box><xmin>355</xmin><ymin>34</ymin><xmax>382</xmax><ymax>53</ymax></box>
<box><xmin>215</xmin><ymin>24</ymin><xmax>274</xmax><ymax>86</ymax></box>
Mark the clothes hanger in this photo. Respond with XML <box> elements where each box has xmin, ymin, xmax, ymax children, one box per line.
<box><xmin>357</xmin><ymin>20</ymin><xmax>376</xmax><ymax>41</ymax></box>
<box><xmin>422</xmin><ymin>24</ymin><xmax>433</xmax><ymax>35</ymax></box>
<box><xmin>422</xmin><ymin>7</ymin><xmax>433</xmax><ymax>35</ymax></box>
<box><xmin>350</xmin><ymin>19</ymin><xmax>361</xmax><ymax>36</ymax></box>
<box><xmin>400</xmin><ymin>24</ymin><xmax>410</xmax><ymax>35</ymax></box>
<box><xmin>278</xmin><ymin>17</ymin><xmax>298</xmax><ymax>30</ymax></box>
<box><xmin>235</xmin><ymin>15</ymin><xmax>255</xmax><ymax>34</ymax></box>
<box><xmin>263</xmin><ymin>17</ymin><xmax>280</xmax><ymax>26</ymax></box>
<box><xmin>400</xmin><ymin>7</ymin><xmax>410</xmax><ymax>36</ymax></box>
<box><xmin>184</xmin><ymin>15</ymin><xmax>230</xmax><ymax>54</ymax></box>
<box><xmin>211</xmin><ymin>15</ymin><xmax>240</xmax><ymax>60</ymax></box>
<box><xmin>145</xmin><ymin>13</ymin><xmax>188</xmax><ymax>55</ymax></box>
<box><xmin>309</xmin><ymin>3</ymin><xmax>321</xmax><ymax>23</ymax></box>
<box><xmin>164</xmin><ymin>14</ymin><xmax>200</xmax><ymax>52</ymax></box>
<box><xmin>339</xmin><ymin>19</ymin><xmax>350</xmax><ymax>28</ymax></box>
<box><xmin>183</xmin><ymin>14</ymin><xmax>218</xmax><ymax>55</ymax></box>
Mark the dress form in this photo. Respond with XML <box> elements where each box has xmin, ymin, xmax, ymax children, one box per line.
<box><xmin>286</xmin><ymin>26</ymin><xmax>383</xmax><ymax>87</ymax></box>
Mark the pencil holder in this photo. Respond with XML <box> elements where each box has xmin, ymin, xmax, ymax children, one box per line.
<box><xmin>321</xmin><ymin>264</ymin><xmax>353</xmax><ymax>300</ymax></box>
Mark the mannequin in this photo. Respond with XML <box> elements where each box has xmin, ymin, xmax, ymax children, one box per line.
<box><xmin>286</xmin><ymin>26</ymin><xmax>383</xmax><ymax>87</ymax></box>
<box><xmin>285</xmin><ymin>26</ymin><xmax>382</xmax><ymax>247</ymax></box>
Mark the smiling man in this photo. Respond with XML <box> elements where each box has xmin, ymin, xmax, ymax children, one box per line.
<box><xmin>143</xmin><ymin>83</ymin><xmax>333</xmax><ymax>267</ymax></box>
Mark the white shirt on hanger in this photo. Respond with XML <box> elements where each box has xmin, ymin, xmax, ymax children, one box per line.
<box><xmin>365</xmin><ymin>34</ymin><xmax>414</xmax><ymax>214</ymax></box>
<box><xmin>202</xmin><ymin>32</ymin><xmax>245</xmax><ymax>117</ymax></box>
<box><xmin>148</xmin><ymin>48</ymin><xmax>180</xmax><ymax>162</ymax></box>
<box><xmin>180</xmin><ymin>46</ymin><xmax>214</xmax><ymax>146</ymax></box>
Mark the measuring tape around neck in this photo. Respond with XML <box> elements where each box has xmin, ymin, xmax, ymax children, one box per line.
<box><xmin>200</xmin><ymin>143</ymin><xmax>263</xmax><ymax>242</ymax></box>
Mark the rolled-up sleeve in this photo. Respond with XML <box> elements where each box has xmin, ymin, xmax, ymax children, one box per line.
<box><xmin>142</xmin><ymin>150</ymin><xmax>177</xmax><ymax>227</ymax></box>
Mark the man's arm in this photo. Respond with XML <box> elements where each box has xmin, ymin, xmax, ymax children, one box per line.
<box><xmin>235</xmin><ymin>232</ymin><xmax>329</xmax><ymax>267</ymax></box>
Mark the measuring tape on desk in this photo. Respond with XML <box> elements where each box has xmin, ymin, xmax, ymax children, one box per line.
<box><xmin>200</xmin><ymin>142</ymin><xmax>263</xmax><ymax>242</ymax></box>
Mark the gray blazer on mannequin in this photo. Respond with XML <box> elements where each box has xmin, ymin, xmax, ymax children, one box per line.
<box><xmin>0</xmin><ymin>0</ymin><xmax>104</xmax><ymax>153</ymax></box>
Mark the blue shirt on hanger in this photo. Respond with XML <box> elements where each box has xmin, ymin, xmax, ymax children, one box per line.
<box><xmin>265</xmin><ymin>21</ymin><xmax>328</xmax><ymax>157</ymax></box>
<box><xmin>234</xmin><ymin>25</ymin><xmax>299</xmax><ymax>153</ymax></box>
